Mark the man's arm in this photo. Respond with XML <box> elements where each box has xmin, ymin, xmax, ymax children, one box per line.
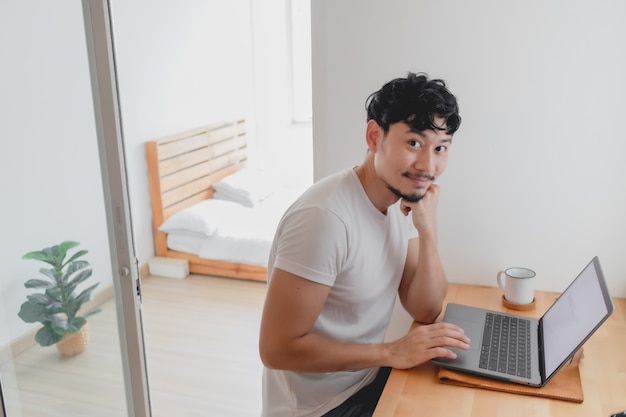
<box><xmin>398</xmin><ymin>237</ymin><xmax>447</xmax><ymax>323</ymax></box>
<box><xmin>397</xmin><ymin>184</ymin><xmax>448</xmax><ymax>323</ymax></box>
<box><xmin>259</xmin><ymin>267</ymin><xmax>469</xmax><ymax>372</ymax></box>
<box><xmin>259</xmin><ymin>268</ymin><xmax>387</xmax><ymax>372</ymax></box>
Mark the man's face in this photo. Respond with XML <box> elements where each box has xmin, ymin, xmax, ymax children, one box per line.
<box><xmin>373</xmin><ymin>118</ymin><xmax>452</xmax><ymax>202</ymax></box>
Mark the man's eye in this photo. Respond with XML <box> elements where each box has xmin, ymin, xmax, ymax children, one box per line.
<box><xmin>435</xmin><ymin>145</ymin><xmax>448</xmax><ymax>153</ymax></box>
<box><xmin>409</xmin><ymin>140</ymin><xmax>421</xmax><ymax>148</ymax></box>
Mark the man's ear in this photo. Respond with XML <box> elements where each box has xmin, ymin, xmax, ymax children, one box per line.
<box><xmin>365</xmin><ymin>119</ymin><xmax>383</xmax><ymax>153</ymax></box>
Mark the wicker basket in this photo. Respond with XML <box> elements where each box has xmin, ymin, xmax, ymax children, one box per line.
<box><xmin>56</xmin><ymin>323</ymin><xmax>90</xmax><ymax>356</ymax></box>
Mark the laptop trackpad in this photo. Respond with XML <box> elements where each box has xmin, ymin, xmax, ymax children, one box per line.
<box><xmin>449</xmin><ymin>319</ymin><xmax>482</xmax><ymax>352</ymax></box>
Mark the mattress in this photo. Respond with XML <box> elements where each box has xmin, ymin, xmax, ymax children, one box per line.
<box><xmin>165</xmin><ymin>184</ymin><xmax>304</xmax><ymax>266</ymax></box>
<box><xmin>167</xmin><ymin>232</ymin><xmax>271</xmax><ymax>266</ymax></box>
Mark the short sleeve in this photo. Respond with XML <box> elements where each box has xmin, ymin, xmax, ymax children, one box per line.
<box><xmin>272</xmin><ymin>205</ymin><xmax>347</xmax><ymax>286</ymax></box>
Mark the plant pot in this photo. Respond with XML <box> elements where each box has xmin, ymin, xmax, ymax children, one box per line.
<box><xmin>56</xmin><ymin>323</ymin><xmax>89</xmax><ymax>356</ymax></box>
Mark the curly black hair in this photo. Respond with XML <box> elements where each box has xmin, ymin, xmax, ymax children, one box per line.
<box><xmin>365</xmin><ymin>72</ymin><xmax>461</xmax><ymax>135</ymax></box>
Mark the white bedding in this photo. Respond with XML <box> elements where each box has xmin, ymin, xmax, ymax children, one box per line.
<box><xmin>165</xmin><ymin>181</ymin><xmax>305</xmax><ymax>266</ymax></box>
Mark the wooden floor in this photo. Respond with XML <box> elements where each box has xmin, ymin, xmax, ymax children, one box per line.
<box><xmin>1</xmin><ymin>274</ymin><xmax>267</xmax><ymax>417</ymax></box>
<box><xmin>142</xmin><ymin>275</ymin><xmax>267</xmax><ymax>417</ymax></box>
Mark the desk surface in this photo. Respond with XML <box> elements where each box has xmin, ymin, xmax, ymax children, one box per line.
<box><xmin>374</xmin><ymin>283</ymin><xmax>626</xmax><ymax>417</ymax></box>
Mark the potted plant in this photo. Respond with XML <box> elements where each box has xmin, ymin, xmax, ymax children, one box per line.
<box><xmin>17</xmin><ymin>241</ymin><xmax>101</xmax><ymax>356</ymax></box>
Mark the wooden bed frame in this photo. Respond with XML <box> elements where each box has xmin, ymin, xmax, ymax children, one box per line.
<box><xmin>145</xmin><ymin>119</ymin><xmax>267</xmax><ymax>282</ymax></box>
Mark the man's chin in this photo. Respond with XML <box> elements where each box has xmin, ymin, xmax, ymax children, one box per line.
<box><xmin>400</xmin><ymin>193</ymin><xmax>424</xmax><ymax>203</ymax></box>
<box><xmin>400</xmin><ymin>185</ymin><xmax>427</xmax><ymax>203</ymax></box>
<box><xmin>386</xmin><ymin>183</ymin><xmax>426</xmax><ymax>203</ymax></box>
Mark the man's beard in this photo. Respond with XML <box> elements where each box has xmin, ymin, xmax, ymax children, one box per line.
<box><xmin>384</xmin><ymin>172</ymin><xmax>435</xmax><ymax>203</ymax></box>
<box><xmin>386</xmin><ymin>184</ymin><xmax>425</xmax><ymax>203</ymax></box>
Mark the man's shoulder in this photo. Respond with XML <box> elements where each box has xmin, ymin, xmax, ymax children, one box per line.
<box><xmin>311</xmin><ymin>167</ymin><xmax>355</xmax><ymax>189</ymax></box>
<box><xmin>297</xmin><ymin>168</ymin><xmax>359</xmax><ymax>205</ymax></box>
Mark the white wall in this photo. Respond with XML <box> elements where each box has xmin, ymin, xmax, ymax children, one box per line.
<box><xmin>110</xmin><ymin>0</ymin><xmax>313</xmax><ymax>268</ymax></box>
<box><xmin>0</xmin><ymin>1</ymin><xmax>114</xmax><ymax>346</ymax></box>
<box><xmin>109</xmin><ymin>0</ymin><xmax>255</xmax><ymax>268</ymax></box>
<box><xmin>312</xmin><ymin>0</ymin><xmax>626</xmax><ymax>298</ymax></box>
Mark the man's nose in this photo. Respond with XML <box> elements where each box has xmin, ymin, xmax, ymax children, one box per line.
<box><xmin>414</xmin><ymin>149</ymin><xmax>435</xmax><ymax>172</ymax></box>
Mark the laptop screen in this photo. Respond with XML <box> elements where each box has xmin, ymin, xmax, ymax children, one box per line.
<box><xmin>541</xmin><ymin>257</ymin><xmax>612</xmax><ymax>378</ymax></box>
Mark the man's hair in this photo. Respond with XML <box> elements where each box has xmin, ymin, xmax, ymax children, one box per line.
<box><xmin>365</xmin><ymin>72</ymin><xmax>461</xmax><ymax>135</ymax></box>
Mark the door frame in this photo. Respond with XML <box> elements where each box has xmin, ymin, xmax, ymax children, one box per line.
<box><xmin>82</xmin><ymin>1</ymin><xmax>151</xmax><ymax>416</ymax></box>
<box><xmin>0</xmin><ymin>374</ymin><xmax>6</xmax><ymax>417</ymax></box>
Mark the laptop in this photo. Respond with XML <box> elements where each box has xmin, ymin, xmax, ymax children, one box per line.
<box><xmin>432</xmin><ymin>256</ymin><xmax>614</xmax><ymax>387</ymax></box>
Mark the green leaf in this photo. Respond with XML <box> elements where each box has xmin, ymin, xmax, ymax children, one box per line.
<box><xmin>57</xmin><ymin>241</ymin><xmax>79</xmax><ymax>265</ymax></box>
<box><xmin>45</xmin><ymin>287</ymin><xmax>64</xmax><ymax>303</ymax></box>
<box><xmin>52</xmin><ymin>316</ymin><xmax>85</xmax><ymax>334</ymax></box>
<box><xmin>49</xmin><ymin>315</ymin><xmax>66</xmax><ymax>330</ymax></box>
<box><xmin>63</xmin><ymin>250</ymin><xmax>88</xmax><ymax>268</ymax></box>
<box><xmin>39</xmin><ymin>267</ymin><xmax>61</xmax><ymax>281</ymax></box>
<box><xmin>35</xmin><ymin>324</ymin><xmax>63</xmax><ymax>346</ymax></box>
<box><xmin>74</xmin><ymin>283</ymin><xmax>99</xmax><ymax>305</ymax></box>
<box><xmin>18</xmin><ymin>301</ymin><xmax>49</xmax><ymax>323</ymax></box>
<box><xmin>65</xmin><ymin>260</ymin><xmax>90</xmax><ymax>277</ymax></box>
<box><xmin>22</xmin><ymin>250</ymin><xmax>57</xmax><ymax>267</ymax></box>
<box><xmin>65</xmin><ymin>283</ymin><xmax>99</xmax><ymax>317</ymax></box>
<box><xmin>26</xmin><ymin>294</ymin><xmax>65</xmax><ymax>316</ymax></box>
<box><xmin>36</xmin><ymin>267</ymin><xmax>63</xmax><ymax>287</ymax></box>
<box><xmin>26</xmin><ymin>294</ymin><xmax>53</xmax><ymax>304</ymax></box>
<box><xmin>47</xmin><ymin>304</ymin><xmax>64</xmax><ymax>315</ymax></box>
<box><xmin>58</xmin><ymin>240</ymin><xmax>80</xmax><ymax>253</ymax></box>
<box><xmin>65</xmin><ymin>298</ymin><xmax>81</xmax><ymax>318</ymax></box>
<box><xmin>66</xmin><ymin>317</ymin><xmax>86</xmax><ymax>333</ymax></box>
<box><xmin>65</xmin><ymin>265</ymin><xmax>92</xmax><ymax>289</ymax></box>
<box><xmin>24</xmin><ymin>279</ymin><xmax>54</xmax><ymax>289</ymax></box>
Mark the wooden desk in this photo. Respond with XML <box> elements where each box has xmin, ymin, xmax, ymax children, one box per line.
<box><xmin>374</xmin><ymin>283</ymin><xmax>626</xmax><ymax>417</ymax></box>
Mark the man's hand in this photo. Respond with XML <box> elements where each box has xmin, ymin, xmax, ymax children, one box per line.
<box><xmin>400</xmin><ymin>184</ymin><xmax>440</xmax><ymax>237</ymax></box>
<box><xmin>386</xmin><ymin>322</ymin><xmax>471</xmax><ymax>369</ymax></box>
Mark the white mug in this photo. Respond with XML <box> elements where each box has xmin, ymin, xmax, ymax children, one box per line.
<box><xmin>497</xmin><ymin>267</ymin><xmax>535</xmax><ymax>305</ymax></box>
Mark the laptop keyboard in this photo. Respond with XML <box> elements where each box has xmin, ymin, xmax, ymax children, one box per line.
<box><xmin>479</xmin><ymin>312</ymin><xmax>532</xmax><ymax>378</ymax></box>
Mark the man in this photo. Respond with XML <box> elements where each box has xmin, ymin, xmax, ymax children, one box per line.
<box><xmin>259</xmin><ymin>72</ymin><xmax>471</xmax><ymax>417</ymax></box>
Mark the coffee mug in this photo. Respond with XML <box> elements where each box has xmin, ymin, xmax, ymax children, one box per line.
<box><xmin>497</xmin><ymin>267</ymin><xmax>535</xmax><ymax>305</ymax></box>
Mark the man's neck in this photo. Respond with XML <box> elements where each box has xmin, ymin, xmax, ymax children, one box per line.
<box><xmin>353</xmin><ymin>158</ymin><xmax>400</xmax><ymax>214</ymax></box>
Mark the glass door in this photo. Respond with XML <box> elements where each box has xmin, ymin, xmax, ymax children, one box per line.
<box><xmin>0</xmin><ymin>1</ymin><xmax>149</xmax><ymax>416</ymax></box>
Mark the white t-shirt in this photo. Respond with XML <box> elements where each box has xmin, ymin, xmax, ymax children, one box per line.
<box><xmin>262</xmin><ymin>168</ymin><xmax>418</xmax><ymax>417</ymax></box>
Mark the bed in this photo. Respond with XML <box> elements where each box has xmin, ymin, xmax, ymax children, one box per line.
<box><xmin>145</xmin><ymin>118</ymin><xmax>305</xmax><ymax>282</ymax></box>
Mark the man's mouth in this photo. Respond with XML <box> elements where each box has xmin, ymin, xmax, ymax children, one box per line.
<box><xmin>403</xmin><ymin>172</ymin><xmax>435</xmax><ymax>186</ymax></box>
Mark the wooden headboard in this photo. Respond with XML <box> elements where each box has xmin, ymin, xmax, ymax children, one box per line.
<box><xmin>145</xmin><ymin>119</ymin><xmax>267</xmax><ymax>281</ymax></box>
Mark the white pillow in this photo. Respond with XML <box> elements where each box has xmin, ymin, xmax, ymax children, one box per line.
<box><xmin>159</xmin><ymin>199</ymin><xmax>250</xmax><ymax>236</ymax></box>
<box><xmin>212</xmin><ymin>168</ymin><xmax>281</xmax><ymax>207</ymax></box>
